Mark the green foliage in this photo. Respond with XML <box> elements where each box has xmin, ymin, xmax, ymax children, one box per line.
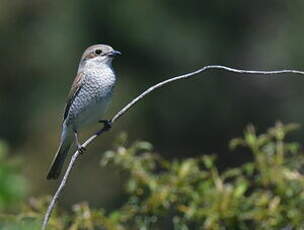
<box><xmin>3</xmin><ymin>123</ymin><xmax>304</xmax><ymax>229</ymax></box>
<box><xmin>0</xmin><ymin>140</ymin><xmax>29</xmax><ymax>229</ymax></box>
<box><xmin>97</xmin><ymin>123</ymin><xmax>304</xmax><ymax>229</ymax></box>
<box><xmin>0</xmin><ymin>140</ymin><xmax>27</xmax><ymax>211</ymax></box>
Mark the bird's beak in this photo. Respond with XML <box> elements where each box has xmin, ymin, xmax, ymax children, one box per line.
<box><xmin>108</xmin><ymin>50</ymin><xmax>122</xmax><ymax>57</ymax></box>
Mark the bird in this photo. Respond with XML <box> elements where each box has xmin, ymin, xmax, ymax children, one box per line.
<box><xmin>47</xmin><ymin>44</ymin><xmax>121</xmax><ymax>180</ymax></box>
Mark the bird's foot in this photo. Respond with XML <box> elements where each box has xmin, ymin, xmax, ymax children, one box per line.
<box><xmin>99</xmin><ymin>120</ymin><xmax>112</xmax><ymax>131</ymax></box>
<box><xmin>77</xmin><ymin>145</ymin><xmax>87</xmax><ymax>154</ymax></box>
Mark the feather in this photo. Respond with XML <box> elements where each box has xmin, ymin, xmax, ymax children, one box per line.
<box><xmin>63</xmin><ymin>72</ymin><xmax>85</xmax><ymax>120</ymax></box>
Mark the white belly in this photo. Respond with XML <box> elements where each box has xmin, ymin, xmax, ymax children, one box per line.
<box><xmin>73</xmin><ymin>92</ymin><xmax>112</xmax><ymax>129</ymax></box>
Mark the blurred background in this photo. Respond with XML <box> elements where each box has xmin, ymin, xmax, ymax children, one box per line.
<box><xmin>1</xmin><ymin>0</ymin><xmax>304</xmax><ymax>211</ymax></box>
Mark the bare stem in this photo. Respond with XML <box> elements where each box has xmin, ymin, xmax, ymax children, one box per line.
<box><xmin>41</xmin><ymin>65</ymin><xmax>304</xmax><ymax>230</ymax></box>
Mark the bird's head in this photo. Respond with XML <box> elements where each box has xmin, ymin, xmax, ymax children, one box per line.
<box><xmin>80</xmin><ymin>44</ymin><xmax>121</xmax><ymax>67</ymax></box>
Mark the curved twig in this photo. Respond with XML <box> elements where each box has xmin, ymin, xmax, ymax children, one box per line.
<box><xmin>41</xmin><ymin>65</ymin><xmax>304</xmax><ymax>230</ymax></box>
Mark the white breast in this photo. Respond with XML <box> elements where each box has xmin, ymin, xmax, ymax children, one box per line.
<box><xmin>68</xmin><ymin>63</ymin><xmax>116</xmax><ymax>130</ymax></box>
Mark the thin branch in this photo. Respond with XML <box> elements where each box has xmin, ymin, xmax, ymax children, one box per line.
<box><xmin>112</xmin><ymin>65</ymin><xmax>304</xmax><ymax>123</ymax></box>
<box><xmin>41</xmin><ymin>65</ymin><xmax>304</xmax><ymax>230</ymax></box>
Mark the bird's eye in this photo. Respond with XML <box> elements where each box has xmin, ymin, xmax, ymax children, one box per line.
<box><xmin>95</xmin><ymin>49</ymin><xmax>102</xmax><ymax>55</ymax></box>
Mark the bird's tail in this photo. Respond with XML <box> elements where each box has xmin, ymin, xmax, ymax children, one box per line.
<box><xmin>47</xmin><ymin>127</ymin><xmax>73</xmax><ymax>180</ymax></box>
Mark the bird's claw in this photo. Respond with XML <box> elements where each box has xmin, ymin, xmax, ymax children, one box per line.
<box><xmin>77</xmin><ymin>145</ymin><xmax>87</xmax><ymax>154</ymax></box>
<box><xmin>99</xmin><ymin>120</ymin><xmax>112</xmax><ymax>131</ymax></box>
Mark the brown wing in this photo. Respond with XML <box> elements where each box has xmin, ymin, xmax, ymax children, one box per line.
<box><xmin>63</xmin><ymin>72</ymin><xmax>85</xmax><ymax>121</ymax></box>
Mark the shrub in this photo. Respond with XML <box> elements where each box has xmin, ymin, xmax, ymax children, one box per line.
<box><xmin>3</xmin><ymin>122</ymin><xmax>304</xmax><ymax>229</ymax></box>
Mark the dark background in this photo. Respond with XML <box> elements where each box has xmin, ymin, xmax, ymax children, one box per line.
<box><xmin>1</xmin><ymin>0</ymin><xmax>304</xmax><ymax>210</ymax></box>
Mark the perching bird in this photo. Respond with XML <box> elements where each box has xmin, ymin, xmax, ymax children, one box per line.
<box><xmin>47</xmin><ymin>44</ymin><xmax>121</xmax><ymax>180</ymax></box>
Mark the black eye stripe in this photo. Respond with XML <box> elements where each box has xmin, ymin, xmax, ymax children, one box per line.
<box><xmin>95</xmin><ymin>49</ymin><xmax>102</xmax><ymax>55</ymax></box>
